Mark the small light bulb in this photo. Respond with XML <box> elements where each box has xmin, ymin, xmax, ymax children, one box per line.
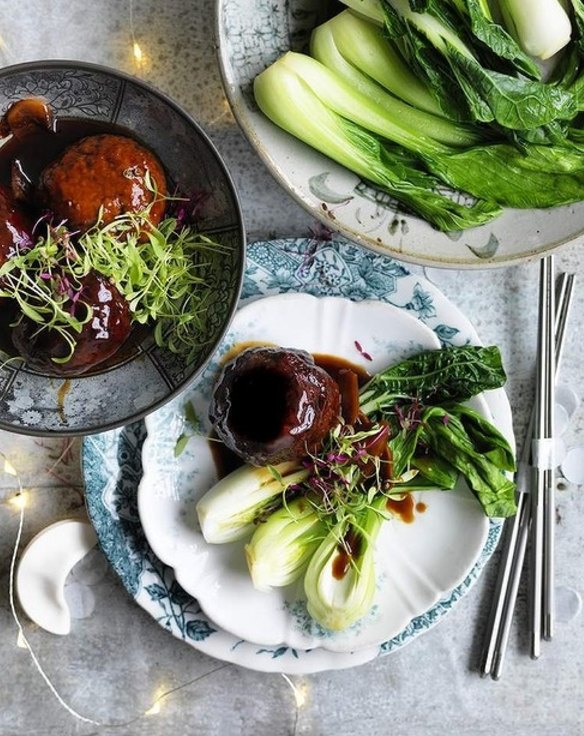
<box><xmin>9</xmin><ymin>492</ymin><xmax>26</xmax><ymax>510</ymax></box>
<box><xmin>133</xmin><ymin>42</ymin><xmax>144</xmax><ymax>63</ymax></box>
<box><xmin>16</xmin><ymin>630</ymin><xmax>27</xmax><ymax>649</ymax></box>
<box><xmin>144</xmin><ymin>701</ymin><xmax>161</xmax><ymax>717</ymax></box>
<box><xmin>281</xmin><ymin>674</ymin><xmax>309</xmax><ymax>709</ymax></box>
<box><xmin>4</xmin><ymin>459</ymin><xmax>17</xmax><ymax>476</ymax></box>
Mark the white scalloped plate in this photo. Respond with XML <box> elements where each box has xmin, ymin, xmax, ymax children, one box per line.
<box><xmin>138</xmin><ymin>293</ymin><xmax>497</xmax><ymax>653</ymax></box>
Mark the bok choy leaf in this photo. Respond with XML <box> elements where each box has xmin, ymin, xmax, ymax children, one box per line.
<box><xmin>381</xmin><ymin>0</ymin><xmax>577</xmax><ymax>129</ymax></box>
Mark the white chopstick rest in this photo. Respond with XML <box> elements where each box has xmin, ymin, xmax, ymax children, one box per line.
<box><xmin>531</xmin><ymin>438</ymin><xmax>555</xmax><ymax>470</ymax></box>
<box><xmin>16</xmin><ymin>519</ymin><xmax>98</xmax><ymax>635</ymax></box>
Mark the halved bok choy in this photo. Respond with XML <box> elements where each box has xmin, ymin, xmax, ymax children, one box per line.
<box><xmin>245</xmin><ymin>497</ymin><xmax>327</xmax><ymax>591</ymax></box>
<box><xmin>304</xmin><ymin>496</ymin><xmax>388</xmax><ymax>631</ymax></box>
<box><xmin>197</xmin><ymin>461</ymin><xmax>308</xmax><ymax>543</ymax></box>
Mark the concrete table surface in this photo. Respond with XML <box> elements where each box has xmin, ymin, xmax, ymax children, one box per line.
<box><xmin>1</xmin><ymin>2</ymin><xmax>583</xmax><ymax>734</ymax></box>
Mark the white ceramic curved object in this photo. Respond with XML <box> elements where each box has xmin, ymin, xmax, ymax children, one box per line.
<box><xmin>16</xmin><ymin>519</ymin><xmax>97</xmax><ymax>635</ymax></box>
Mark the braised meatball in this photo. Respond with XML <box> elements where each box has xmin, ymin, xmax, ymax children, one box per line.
<box><xmin>38</xmin><ymin>134</ymin><xmax>167</xmax><ymax>231</ymax></box>
<box><xmin>0</xmin><ymin>184</ymin><xmax>33</xmax><ymax>265</ymax></box>
<box><xmin>12</xmin><ymin>271</ymin><xmax>132</xmax><ymax>376</ymax></box>
<box><xmin>210</xmin><ymin>347</ymin><xmax>341</xmax><ymax>466</ymax></box>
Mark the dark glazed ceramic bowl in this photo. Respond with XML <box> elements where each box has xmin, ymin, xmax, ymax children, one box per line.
<box><xmin>0</xmin><ymin>61</ymin><xmax>245</xmax><ymax>436</ymax></box>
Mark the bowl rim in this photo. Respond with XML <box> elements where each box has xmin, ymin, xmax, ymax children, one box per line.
<box><xmin>213</xmin><ymin>1</ymin><xmax>580</xmax><ymax>270</ymax></box>
<box><xmin>0</xmin><ymin>59</ymin><xmax>246</xmax><ymax>437</ymax></box>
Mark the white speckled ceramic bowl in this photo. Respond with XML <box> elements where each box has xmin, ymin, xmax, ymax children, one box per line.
<box><xmin>215</xmin><ymin>0</ymin><xmax>584</xmax><ymax>268</ymax></box>
<box><xmin>0</xmin><ymin>61</ymin><xmax>245</xmax><ymax>436</ymax></box>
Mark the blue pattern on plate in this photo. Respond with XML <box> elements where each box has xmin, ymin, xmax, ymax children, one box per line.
<box><xmin>83</xmin><ymin>238</ymin><xmax>503</xmax><ymax>670</ymax></box>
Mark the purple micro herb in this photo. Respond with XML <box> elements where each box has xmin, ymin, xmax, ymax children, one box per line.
<box><xmin>354</xmin><ymin>340</ymin><xmax>373</xmax><ymax>362</ymax></box>
<box><xmin>308</xmin><ymin>221</ymin><xmax>333</xmax><ymax>241</ymax></box>
<box><xmin>442</xmin><ymin>414</ymin><xmax>450</xmax><ymax>425</ymax></box>
<box><xmin>173</xmin><ymin>188</ymin><xmax>211</xmax><ymax>228</ymax></box>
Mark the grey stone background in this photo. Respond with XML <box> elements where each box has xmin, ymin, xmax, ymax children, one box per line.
<box><xmin>0</xmin><ymin>1</ymin><xmax>583</xmax><ymax>734</ymax></box>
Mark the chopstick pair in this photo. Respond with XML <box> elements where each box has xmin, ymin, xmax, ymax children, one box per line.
<box><xmin>480</xmin><ymin>261</ymin><xmax>576</xmax><ymax>680</ymax></box>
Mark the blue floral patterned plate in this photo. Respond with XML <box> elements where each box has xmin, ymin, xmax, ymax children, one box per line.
<box><xmin>83</xmin><ymin>238</ymin><xmax>513</xmax><ymax>673</ymax></box>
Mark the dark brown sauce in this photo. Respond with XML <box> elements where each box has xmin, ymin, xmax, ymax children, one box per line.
<box><xmin>386</xmin><ymin>494</ymin><xmax>415</xmax><ymax>524</ymax></box>
<box><xmin>0</xmin><ymin>114</ymin><xmax>156</xmax><ymax>373</ymax></box>
<box><xmin>313</xmin><ymin>353</ymin><xmax>370</xmax><ymax>387</ymax></box>
<box><xmin>209</xmin><ymin>428</ymin><xmax>244</xmax><ymax>479</ymax></box>
<box><xmin>332</xmin><ymin>528</ymin><xmax>362</xmax><ymax>580</ymax></box>
<box><xmin>56</xmin><ymin>378</ymin><xmax>71</xmax><ymax>422</ymax></box>
<box><xmin>416</xmin><ymin>501</ymin><xmax>427</xmax><ymax>514</ymax></box>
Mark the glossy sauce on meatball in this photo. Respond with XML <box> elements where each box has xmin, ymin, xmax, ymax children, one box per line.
<box><xmin>39</xmin><ymin>134</ymin><xmax>167</xmax><ymax>231</ymax></box>
<box><xmin>210</xmin><ymin>347</ymin><xmax>342</xmax><ymax>466</ymax></box>
<box><xmin>11</xmin><ymin>271</ymin><xmax>132</xmax><ymax>376</ymax></box>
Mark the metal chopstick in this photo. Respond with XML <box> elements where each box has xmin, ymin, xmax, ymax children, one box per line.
<box><xmin>529</xmin><ymin>255</ymin><xmax>555</xmax><ymax>660</ymax></box>
<box><xmin>543</xmin><ymin>273</ymin><xmax>575</xmax><ymax>641</ymax></box>
<box><xmin>480</xmin><ymin>269</ymin><xmax>574</xmax><ymax>679</ymax></box>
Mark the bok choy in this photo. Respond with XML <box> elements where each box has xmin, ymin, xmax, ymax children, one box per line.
<box><xmin>197</xmin><ymin>461</ymin><xmax>308</xmax><ymax>543</ymax></box>
<box><xmin>254</xmin><ymin>0</ymin><xmax>584</xmax><ymax>231</ymax></box>
<box><xmin>304</xmin><ymin>499</ymin><xmax>386</xmax><ymax>631</ymax></box>
<box><xmin>254</xmin><ymin>55</ymin><xmax>501</xmax><ymax>231</ymax></box>
<box><xmin>245</xmin><ymin>498</ymin><xmax>326</xmax><ymax>591</ymax></box>
<box><xmin>498</xmin><ymin>0</ymin><xmax>572</xmax><ymax>60</ymax></box>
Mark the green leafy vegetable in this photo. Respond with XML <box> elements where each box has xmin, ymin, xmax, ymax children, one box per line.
<box><xmin>380</xmin><ymin>0</ymin><xmax>576</xmax><ymax>129</ymax></box>
<box><xmin>359</xmin><ymin>345</ymin><xmax>507</xmax><ymax>415</ymax></box>
<box><xmin>421</xmin><ymin>407</ymin><xmax>517</xmax><ymax>517</ymax></box>
<box><xmin>446</xmin><ymin>403</ymin><xmax>516</xmax><ymax>472</ymax></box>
<box><xmin>254</xmin><ymin>54</ymin><xmax>501</xmax><ymax>231</ymax></box>
<box><xmin>452</xmin><ymin>0</ymin><xmax>541</xmax><ymax>79</ymax></box>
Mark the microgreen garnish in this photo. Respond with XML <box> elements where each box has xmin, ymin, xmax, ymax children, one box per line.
<box><xmin>0</xmin><ymin>194</ymin><xmax>228</xmax><ymax>364</ymax></box>
<box><xmin>354</xmin><ymin>340</ymin><xmax>373</xmax><ymax>362</ymax></box>
<box><xmin>260</xmin><ymin>422</ymin><xmax>394</xmax><ymax>538</ymax></box>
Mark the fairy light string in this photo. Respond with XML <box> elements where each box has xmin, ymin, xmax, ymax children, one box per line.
<box><xmin>5</xmin><ymin>453</ymin><xmax>306</xmax><ymax>728</ymax></box>
<box><xmin>5</xmin><ymin>455</ymin><xmax>232</xmax><ymax>727</ymax></box>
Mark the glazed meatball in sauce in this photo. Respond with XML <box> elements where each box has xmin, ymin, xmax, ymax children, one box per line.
<box><xmin>210</xmin><ymin>347</ymin><xmax>342</xmax><ymax>466</ymax></box>
<box><xmin>11</xmin><ymin>271</ymin><xmax>132</xmax><ymax>376</ymax></box>
<box><xmin>39</xmin><ymin>134</ymin><xmax>167</xmax><ymax>231</ymax></box>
